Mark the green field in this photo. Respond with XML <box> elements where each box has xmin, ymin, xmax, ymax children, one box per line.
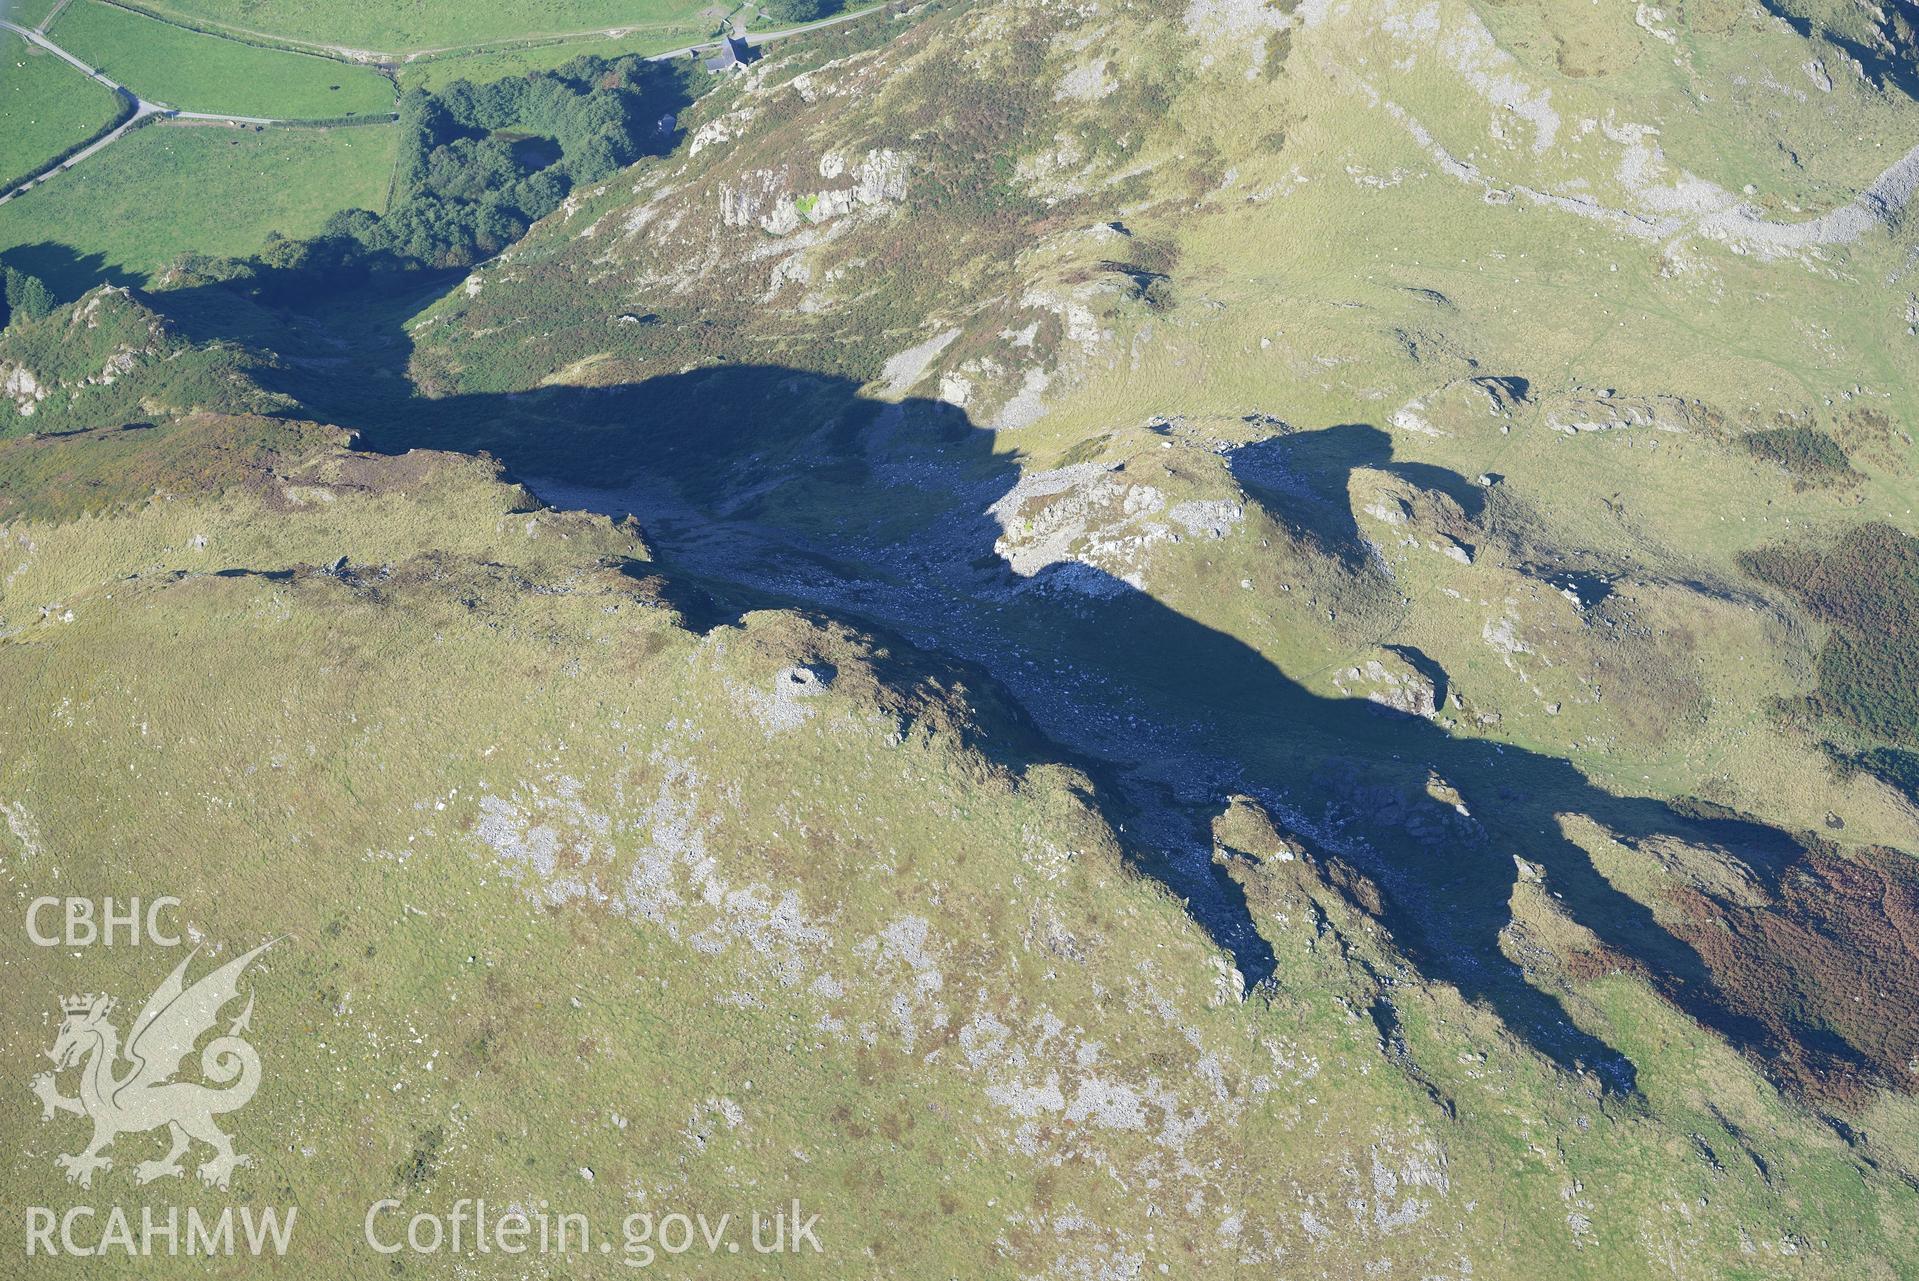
<box><xmin>50</xmin><ymin>1</ymin><xmax>394</xmax><ymax>118</ymax></box>
<box><xmin>107</xmin><ymin>0</ymin><xmax>717</xmax><ymax>53</ymax></box>
<box><xmin>0</xmin><ymin>123</ymin><xmax>396</xmax><ymax>295</ymax></box>
<box><xmin>0</xmin><ymin>33</ymin><xmax>126</xmax><ymax>189</ymax></box>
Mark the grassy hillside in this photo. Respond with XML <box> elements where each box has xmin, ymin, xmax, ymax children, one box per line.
<box><xmin>1</xmin><ymin>406</ymin><xmax>1916</xmax><ymax>1277</ymax></box>
<box><xmin>50</xmin><ymin>0</ymin><xmax>394</xmax><ymax>118</ymax></box>
<box><xmin>410</xmin><ymin>0</ymin><xmax>1919</xmax><ymax>829</ymax></box>
<box><xmin>377</xmin><ymin>0</ymin><xmax>1919</xmax><ymax>1098</ymax></box>
<box><xmin>0</xmin><ymin>123</ymin><xmax>396</xmax><ymax>295</ymax></box>
<box><xmin>0</xmin><ymin>32</ymin><xmax>126</xmax><ymax>190</ymax></box>
<box><xmin>4</xmin><ymin>0</ymin><xmax>1919</xmax><ymax>1276</ymax></box>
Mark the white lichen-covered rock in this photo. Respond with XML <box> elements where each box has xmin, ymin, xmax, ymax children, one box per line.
<box><xmin>988</xmin><ymin>456</ymin><xmax>1248</xmax><ymax>594</ymax></box>
<box><xmin>688</xmin><ymin>106</ymin><xmax>756</xmax><ymax>156</ymax></box>
<box><xmin>3</xmin><ymin>363</ymin><xmax>46</xmax><ymax>416</ymax></box>
<box><xmin>1332</xmin><ymin>653</ymin><xmax>1439</xmax><ymax>719</ymax></box>
<box><xmin>989</xmin><ymin>462</ymin><xmax>1164</xmax><ymax>589</ymax></box>
<box><xmin>719</xmin><ymin>168</ymin><xmax>789</xmax><ymax>228</ymax></box>
<box><xmin>1055</xmin><ymin>57</ymin><xmax>1117</xmax><ymax>101</ymax></box>
<box><xmin>1482</xmin><ymin>613</ymin><xmax>1533</xmax><ymax>657</ymax></box>
<box><xmin>743</xmin><ymin>149</ymin><xmax>915</xmax><ymax>236</ymax></box>
<box><xmin>1542</xmin><ymin>387</ymin><xmax>1695</xmax><ymax>434</ymax></box>
<box><xmin>730</xmin><ymin>663</ymin><xmax>833</xmax><ymax>735</ymax></box>
<box><xmin>84</xmin><ymin>347</ymin><xmax>140</xmax><ymax>388</ymax></box>
<box><xmin>1184</xmin><ymin>0</ymin><xmax>1291</xmax><ymax>75</ymax></box>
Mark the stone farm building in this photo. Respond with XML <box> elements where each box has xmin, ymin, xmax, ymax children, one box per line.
<box><xmin>705</xmin><ymin>36</ymin><xmax>754</xmax><ymax>73</ymax></box>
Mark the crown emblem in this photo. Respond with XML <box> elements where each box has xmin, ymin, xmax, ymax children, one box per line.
<box><xmin>60</xmin><ymin>994</ymin><xmax>106</xmax><ymax>1015</ymax></box>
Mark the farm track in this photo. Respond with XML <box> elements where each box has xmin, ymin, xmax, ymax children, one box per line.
<box><xmin>35</xmin><ymin>0</ymin><xmax>77</xmax><ymax>32</ymax></box>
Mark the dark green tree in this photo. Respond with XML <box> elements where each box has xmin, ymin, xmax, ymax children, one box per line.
<box><xmin>759</xmin><ymin>0</ymin><xmax>840</xmax><ymax>21</ymax></box>
<box><xmin>222</xmin><ymin>57</ymin><xmax>689</xmax><ymax>278</ymax></box>
<box><xmin>2</xmin><ymin>266</ymin><xmax>54</xmax><ymax>326</ymax></box>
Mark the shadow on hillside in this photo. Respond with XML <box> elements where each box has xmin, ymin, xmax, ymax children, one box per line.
<box><xmin>0</xmin><ymin>242</ymin><xmax>140</xmax><ymax>300</ymax></box>
<box><xmin>1230</xmin><ymin>424</ymin><xmax>1486</xmax><ymax>571</ymax></box>
<box><xmin>1754</xmin><ymin>0</ymin><xmax>1919</xmax><ymax>100</ymax></box>
<box><xmin>124</xmin><ymin>260</ymin><xmax>1919</xmax><ymax>1105</ymax></box>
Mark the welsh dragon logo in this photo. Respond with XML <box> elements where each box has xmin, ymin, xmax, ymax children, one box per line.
<box><xmin>31</xmin><ymin>942</ymin><xmax>273</xmax><ymax>1190</ymax></box>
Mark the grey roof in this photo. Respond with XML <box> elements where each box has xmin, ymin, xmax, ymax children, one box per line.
<box><xmin>704</xmin><ymin>36</ymin><xmax>752</xmax><ymax>72</ymax></box>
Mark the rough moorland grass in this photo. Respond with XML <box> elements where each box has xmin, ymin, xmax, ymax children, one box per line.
<box><xmin>0</xmin><ymin>414</ymin><xmax>342</xmax><ymax>515</ymax></box>
<box><xmin>1744</xmin><ymin>522</ymin><xmax>1919</xmax><ymax>745</ymax></box>
<box><xmin>0</xmin><ymin>124</ymin><xmax>397</xmax><ymax>295</ymax></box>
<box><xmin>50</xmin><ymin>0</ymin><xmax>394</xmax><ymax>118</ymax></box>
<box><xmin>0</xmin><ymin>34</ymin><xmax>125</xmax><ymax>190</ymax></box>
<box><xmin>108</xmin><ymin>0</ymin><xmax>720</xmax><ymax>52</ymax></box>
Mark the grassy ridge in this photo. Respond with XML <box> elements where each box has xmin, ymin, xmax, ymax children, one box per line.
<box><xmin>0</xmin><ymin>33</ymin><xmax>125</xmax><ymax>190</ymax></box>
<box><xmin>0</xmin><ymin>124</ymin><xmax>397</xmax><ymax>294</ymax></box>
<box><xmin>50</xmin><ymin>0</ymin><xmax>394</xmax><ymax>117</ymax></box>
<box><xmin>0</xmin><ymin>404</ymin><xmax>1914</xmax><ymax>1278</ymax></box>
